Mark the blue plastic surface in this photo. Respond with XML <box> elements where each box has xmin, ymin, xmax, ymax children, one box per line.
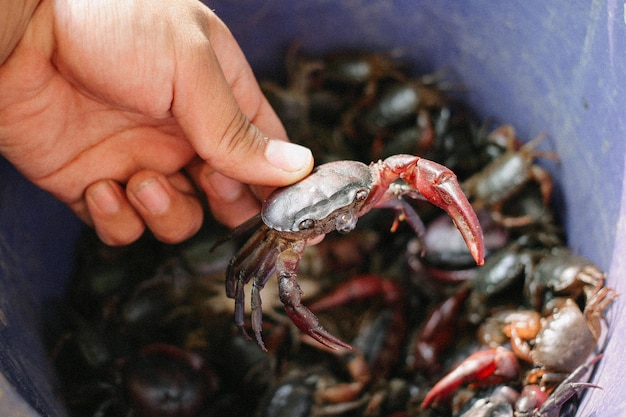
<box><xmin>1</xmin><ymin>1</ymin><xmax>624</xmax><ymax>416</ymax></box>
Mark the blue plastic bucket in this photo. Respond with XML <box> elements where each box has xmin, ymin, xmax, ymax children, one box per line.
<box><xmin>1</xmin><ymin>1</ymin><xmax>624</xmax><ymax>415</ymax></box>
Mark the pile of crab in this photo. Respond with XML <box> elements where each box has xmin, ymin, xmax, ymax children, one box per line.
<box><xmin>50</xmin><ymin>49</ymin><xmax>616</xmax><ymax>417</ymax></box>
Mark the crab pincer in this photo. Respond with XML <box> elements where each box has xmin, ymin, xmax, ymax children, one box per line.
<box><xmin>224</xmin><ymin>155</ymin><xmax>485</xmax><ymax>351</ymax></box>
<box><xmin>279</xmin><ymin>275</ymin><xmax>352</xmax><ymax>350</ymax></box>
<box><xmin>421</xmin><ymin>347</ymin><xmax>519</xmax><ymax>409</ymax></box>
<box><xmin>373</xmin><ymin>155</ymin><xmax>485</xmax><ymax>265</ymax></box>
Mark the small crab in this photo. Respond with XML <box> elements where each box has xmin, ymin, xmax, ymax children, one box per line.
<box><xmin>509</xmin><ymin>291</ymin><xmax>615</xmax><ymax>381</ymax></box>
<box><xmin>526</xmin><ymin>247</ymin><xmax>607</xmax><ymax>312</ymax></box>
<box><xmin>461</xmin><ymin>126</ymin><xmax>557</xmax><ymax>223</ymax></box>
<box><xmin>224</xmin><ymin>155</ymin><xmax>485</xmax><ymax>351</ymax></box>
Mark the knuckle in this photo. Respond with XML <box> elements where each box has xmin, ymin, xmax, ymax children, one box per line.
<box><xmin>97</xmin><ymin>223</ymin><xmax>145</xmax><ymax>246</ymax></box>
<box><xmin>149</xmin><ymin>207</ymin><xmax>203</xmax><ymax>244</ymax></box>
<box><xmin>219</xmin><ymin>111</ymin><xmax>263</xmax><ymax>157</ymax></box>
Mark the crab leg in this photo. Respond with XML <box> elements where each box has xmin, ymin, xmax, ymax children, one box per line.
<box><xmin>249</xmin><ymin>247</ymin><xmax>280</xmax><ymax>351</ymax></box>
<box><xmin>225</xmin><ymin>225</ymin><xmax>268</xmax><ymax>298</ymax></box>
<box><xmin>226</xmin><ymin>227</ymin><xmax>276</xmax><ymax>342</ymax></box>
<box><xmin>276</xmin><ymin>244</ymin><xmax>351</xmax><ymax>350</ymax></box>
<box><xmin>537</xmin><ymin>355</ymin><xmax>603</xmax><ymax>417</ymax></box>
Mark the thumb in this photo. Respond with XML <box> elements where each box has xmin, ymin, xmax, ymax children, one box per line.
<box><xmin>171</xmin><ymin>10</ymin><xmax>313</xmax><ymax>186</ymax></box>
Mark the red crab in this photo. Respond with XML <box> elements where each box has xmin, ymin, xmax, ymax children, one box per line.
<box><xmin>224</xmin><ymin>155</ymin><xmax>485</xmax><ymax>350</ymax></box>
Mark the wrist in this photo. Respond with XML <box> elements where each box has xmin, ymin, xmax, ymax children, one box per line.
<box><xmin>0</xmin><ymin>0</ymin><xmax>42</xmax><ymax>65</ymax></box>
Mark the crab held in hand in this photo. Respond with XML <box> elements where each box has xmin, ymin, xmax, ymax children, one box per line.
<box><xmin>223</xmin><ymin>155</ymin><xmax>485</xmax><ymax>351</ymax></box>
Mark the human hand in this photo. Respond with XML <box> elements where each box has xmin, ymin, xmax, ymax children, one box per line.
<box><xmin>0</xmin><ymin>0</ymin><xmax>313</xmax><ymax>245</ymax></box>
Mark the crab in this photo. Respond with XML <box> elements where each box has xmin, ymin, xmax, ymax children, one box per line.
<box><xmin>224</xmin><ymin>155</ymin><xmax>485</xmax><ymax>351</ymax></box>
<box><xmin>461</xmin><ymin>126</ymin><xmax>557</xmax><ymax>227</ymax></box>
<box><xmin>421</xmin><ymin>285</ymin><xmax>616</xmax><ymax>411</ymax></box>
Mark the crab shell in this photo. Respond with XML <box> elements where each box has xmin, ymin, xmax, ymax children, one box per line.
<box><xmin>261</xmin><ymin>161</ymin><xmax>373</xmax><ymax>237</ymax></box>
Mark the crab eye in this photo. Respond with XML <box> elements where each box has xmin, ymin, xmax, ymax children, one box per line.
<box><xmin>298</xmin><ymin>219</ymin><xmax>315</xmax><ymax>230</ymax></box>
<box><xmin>355</xmin><ymin>189</ymin><xmax>368</xmax><ymax>201</ymax></box>
<box><xmin>336</xmin><ymin>213</ymin><xmax>357</xmax><ymax>234</ymax></box>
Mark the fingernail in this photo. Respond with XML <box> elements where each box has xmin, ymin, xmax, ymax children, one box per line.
<box><xmin>88</xmin><ymin>181</ymin><xmax>120</xmax><ymax>214</ymax></box>
<box><xmin>205</xmin><ymin>171</ymin><xmax>243</xmax><ymax>203</ymax></box>
<box><xmin>133</xmin><ymin>178</ymin><xmax>170</xmax><ymax>215</ymax></box>
<box><xmin>264</xmin><ymin>139</ymin><xmax>312</xmax><ymax>172</ymax></box>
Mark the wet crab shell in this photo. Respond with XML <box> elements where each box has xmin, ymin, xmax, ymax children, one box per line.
<box><xmin>261</xmin><ymin>160</ymin><xmax>373</xmax><ymax>234</ymax></box>
<box><xmin>530</xmin><ymin>298</ymin><xmax>597</xmax><ymax>373</ymax></box>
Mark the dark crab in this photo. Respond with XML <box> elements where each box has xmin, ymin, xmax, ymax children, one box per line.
<box><xmin>224</xmin><ymin>155</ymin><xmax>485</xmax><ymax>351</ymax></box>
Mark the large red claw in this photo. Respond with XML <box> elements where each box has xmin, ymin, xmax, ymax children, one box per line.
<box><xmin>413</xmin><ymin>159</ymin><xmax>485</xmax><ymax>265</ymax></box>
<box><xmin>421</xmin><ymin>347</ymin><xmax>519</xmax><ymax>409</ymax></box>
